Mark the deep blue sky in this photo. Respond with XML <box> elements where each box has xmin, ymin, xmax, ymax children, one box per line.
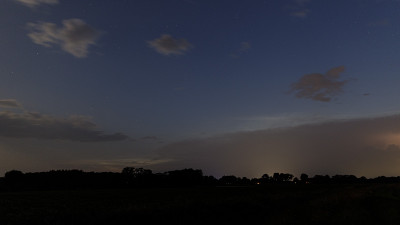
<box><xmin>1</xmin><ymin>0</ymin><xmax>400</xmax><ymax>177</ymax></box>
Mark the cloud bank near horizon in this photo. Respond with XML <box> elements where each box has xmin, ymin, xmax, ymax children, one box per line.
<box><xmin>156</xmin><ymin>114</ymin><xmax>400</xmax><ymax>178</ymax></box>
<box><xmin>0</xmin><ymin>99</ymin><xmax>23</xmax><ymax>109</ymax></box>
<box><xmin>0</xmin><ymin>111</ymin><xmax>128</xmax><ymax>142</ymax></box>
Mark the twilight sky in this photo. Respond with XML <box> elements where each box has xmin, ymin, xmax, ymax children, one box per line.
<box><xmin>1</xmin><ymin>0</ymin><xmax>400</xmax><ymax>178</ymax></box>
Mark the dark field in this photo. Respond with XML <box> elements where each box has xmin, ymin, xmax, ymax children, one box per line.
<box><xmin>1</xmin><ymin>184</ymin><xmax>400</xmax><ymax>225</ymax></box>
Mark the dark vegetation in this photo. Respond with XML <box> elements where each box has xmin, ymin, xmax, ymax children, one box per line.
<box><xmin>1</xmin><ymin>168</ymin><xmax>400</xmax><ymax>190</ymax></box>
<box><xmin>1</xmin><ymin>168</ymin><xmax>400</xmax><ymax>224</ymax></box>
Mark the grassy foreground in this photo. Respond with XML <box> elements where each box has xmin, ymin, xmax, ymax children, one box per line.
<box><xmin>1</xmin><ymin>184</ymin><xmax>400</xmax><ymax>225</ymax></box>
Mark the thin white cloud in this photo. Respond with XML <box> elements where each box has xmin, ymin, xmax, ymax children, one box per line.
<box><xmin>148</xmin><ymin>34</ymin><xmax>192</xmax><ymax>56</ymax></box>
<box><xmin>27</xmin><ymin>19</ymin><xmax>100</xmax><ymax>58</ymax></box>
<box><xmin>0</xmin><ymin>99</ymin><xmax>22</xmax><ymax>109</ymax></box>
<box><xmin>289</xmin><ymin>66</ymin><xmax>349</xmax><ymax>102</ymax></box>
<box><xmin>14</xmin><ymin>0</ymin><xmax>59</xmax><ymax>7</ymax></box>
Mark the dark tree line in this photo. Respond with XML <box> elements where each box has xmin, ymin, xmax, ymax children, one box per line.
<box><xmin>1</xmin><ymin>168</ymin><xmax>400</xmax><ymax>191</ymax></box>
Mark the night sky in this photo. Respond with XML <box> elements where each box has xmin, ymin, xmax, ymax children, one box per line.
<box><xmin>1</xmin><ymin>0</ymin><xmax>400</xmax><ymax>178</ymax></box>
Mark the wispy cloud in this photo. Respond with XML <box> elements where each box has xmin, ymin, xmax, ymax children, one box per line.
<box><xmin>27</xmin><ymin>19</ymin><xmax>100</xmax><ymax>58</ymax></box>
<box><xmin>0</xmin><ymin>99</ymin><xmax>22</xmax><ymax>109</ymax></box>
<box><xmin>230</xmin><ymin>41</ymin><xmax>251</xmax><ymax>58</ymax></box>
<box><xmin>148</xmin><ymin>34</ymin><xmax>192</xmax><ymax>56</ymax></box>
<box><xmin>158</xmin><ymin>114</ymin><xmax>400</xmax><ymax>178</ymax></box>
<box><xmin>14</xmin><ymin>0</ymin><xmax>58</xmax><ymax>8</ymax></box>
<box><xmin>368</xmin><ymin>19</ymin><xmax>391</xmax><ymax>27</ymax></box>
<box><xmin>0</xmin><ymin>111</ymin><xmax>128</xmax><ymax>142</ymax></box>
<box><xmin>287</xmin><ymin>0</ymin><xmax>311</xmax><ymax>18</ymax></box>
<box><xmin>291</xmin><ymin>9</ymin><xmax>310</xmax><ymax>18</ymax></box>
<box><xmin>141</xmin><ymin>136</ymin><xmax>160</xmax><ymax>141</ymax></box>
<box><xmin>289</xmin><ymin>66</ymin><xmax>349</xmax><ymax>102</ymax></box>
<box><xmin>239</xmin><ymin>42</ymin><xmax>251</xmax><ymax>52</ymax></box>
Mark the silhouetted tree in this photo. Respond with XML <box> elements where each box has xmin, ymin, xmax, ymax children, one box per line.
<box><xmin>122</xmin><ymin>167</ymin><xmax>152</xmax><ymax>178</ymax></box>
<box><xmin>164</xmin><ymin>168</ymin><xmax>204</xmax><ymax>186</ymax></box>
<box><xmin>272</xmin><ymin>173</ymin><xmax>293</xmax><ymax>183</ymax></box>
<box><xmin>282</xmin><ymin>173</ymin><xmax>294</xmax><ymax>182</ymax></box>
<box><xmin>5</xmin><ymin>170</ymin><xmax>24</xmax><ymax>180</ymax></box>
<box><xmin>311</xmin><ymin>175</ymin><xmax>331</xmax><ymax>184</ymax></box>
<box><xmin>332</xmin><ymin>175</ymin><xmax>358</xmax><ymax>184</ymax></box>
<box><xmin>240</xmin><ymin>177</ymin><xmax>251</xmax><ymax>185</ymax></box>
<box><xmin>4</xmin><ymin>168</ymin><xmax>400</xmax><ymax>190</ymax></box>
<box><xmin>203</xmin><ymin>175</ymin><xmax>218</xmax><ymax>186</ymax></box>
<box><xmin>4</xmin><ymin>170</ymin><xmax>25</xmax><ymax>189</ymax></box>
<box><xmin>219</xmin><ymin>175</ymin><xmax>239</xmax><ymax>186</ymax></box>
<box><xmin>300</xmin><ymin>173</ymin><xmax>309</xmax><ymax>183</ymax></box>
<box><xmin>121</xmin><ymin>167</ymin><xmax>152</xmax><ymax>186</ymax></box>
<box><xmin>257</xmin><ymin>174</ymin><xmax>270</xmax><ymax>185</ymax></box>
<box><xmin>272</xmin><ymin>173</ymin><xmax>280</xmax><ymax>182</ymax></box>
